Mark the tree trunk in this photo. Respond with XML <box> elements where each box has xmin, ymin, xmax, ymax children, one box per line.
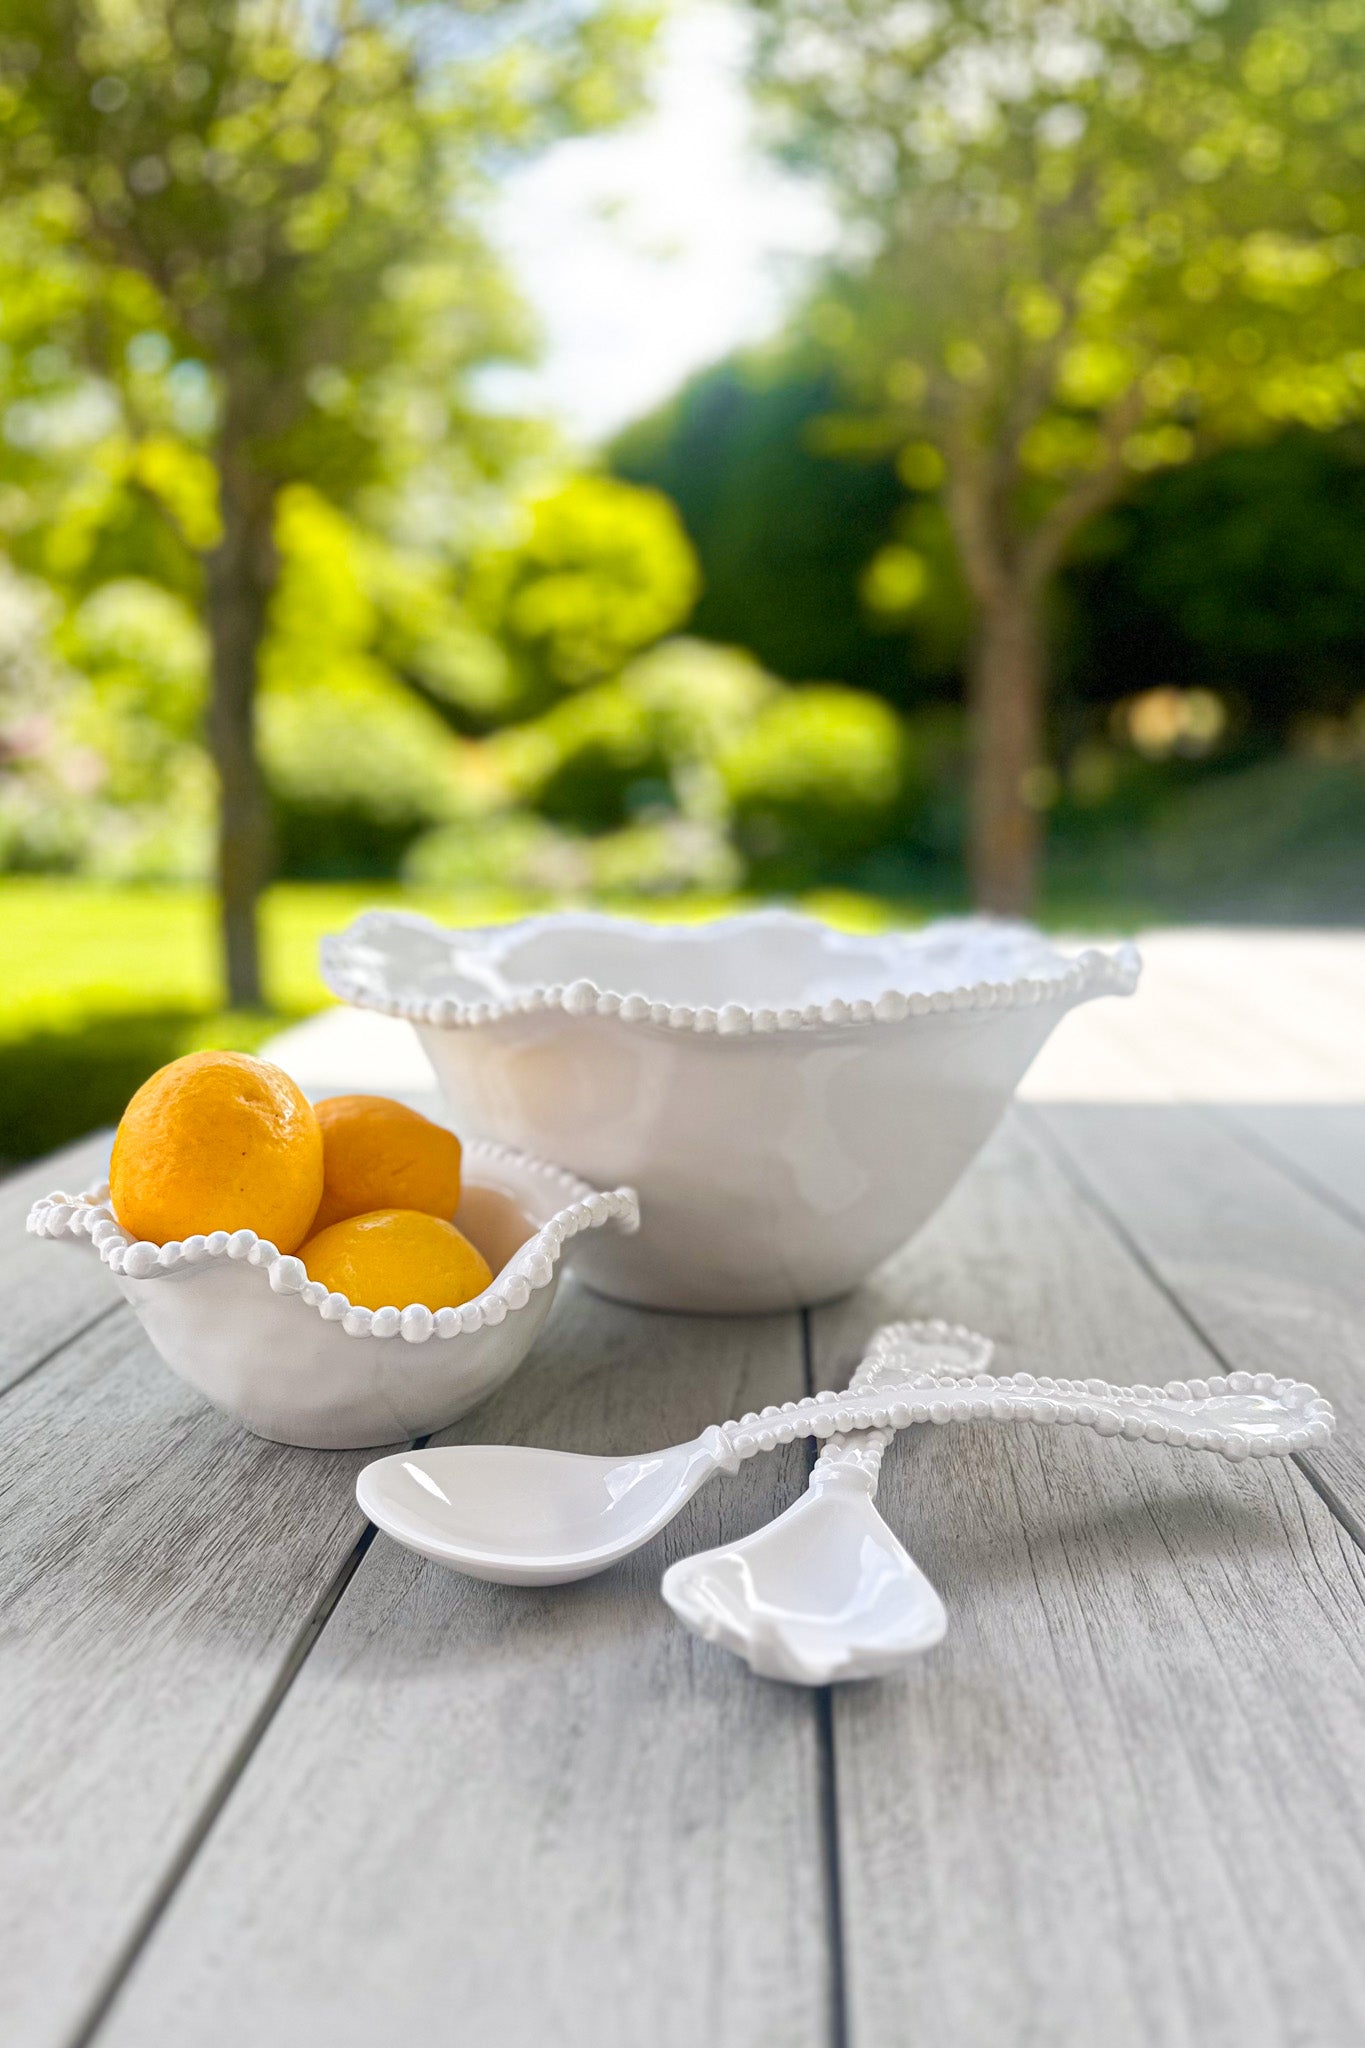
<box><xmin>205</xmin><ymin>446</ymin><xmax>276</xmax><ymax>1010</ymax></box>
<box><xmin>967</xmin><ymin>585</ymin><xmax>1045</xmax><ymax>916</ymax></box>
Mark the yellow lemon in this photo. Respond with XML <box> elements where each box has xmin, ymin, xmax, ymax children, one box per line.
<box><xmin>309</xmin><ymin>1095</ymin><xmax>463</xmax><ymax>1235</ymax></box>
<box><xmin>298</xmin><ymin>1208</ymin><xmax>493</xmax><ymax>1312</ymax></box>
<box><xmin>110</xmin><ymin>1050</ymin><xmax>323</xmax><ymax>1252</ymax></box>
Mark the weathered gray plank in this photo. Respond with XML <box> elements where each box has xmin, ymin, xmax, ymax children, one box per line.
<box><xmin>813</xmin><ymin>1113</ymin><xmax>1365</xmax><ymax>2048</ymax></box>
<box><xmin>0</xmin><ymin>1132</ymin><xmax>116</xmax><ymax>1392</ymax></box>
<box><xmin>1219</xmin><ymin>1105</ymin><xmax>1365</xmax><ymax>1232</ymax></box>
<box><xmin>1033</xmin><ymin>1102</ymin><xmax>1365</xmax><ymax>1530</ymax></box>
<box><xmin>93</xmin><ymin>1279</ymin><xmax>829</xmax><ymax>2048</ymax></box>
<box><xmin>0</xmin><ymin>1310</ymin><xmax>374</xmax><ymax>2048</ymax></box>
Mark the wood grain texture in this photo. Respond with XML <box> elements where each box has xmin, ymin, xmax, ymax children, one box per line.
<box><xmin>1220</xmin><ymin>1105</ymin><xmax>1365</xmax><ymax>1231</ymax></box>
<box><xmin>1032</xmin><ymin>1102</ymin><xmax>1365</xmax><ymax>1531</ymax></box>
<box><xmin>812</xmin><ymin>1113</ymin><xmax>1365</xmax><ymax>2048</ymax></box>
<box><xmin>94</xmin><ymin>1278</ymin><xmax>830</xmax><ymax>2048</ymax></box>
<box><xmin>0</xmin><ymin>1310</ymin><xmax>374</xmax><ymax>2048</ymax></box>
<box><xmin>0</xmin><ymin>1132</ymin><xmax>116</xmax><ymax>1393</ymax></box>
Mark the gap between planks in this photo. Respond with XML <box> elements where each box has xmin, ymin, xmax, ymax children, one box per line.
<box><xmin>0</xmin><ymin>1305</ymin><xmax>379</xmax><ymax>2048</ymax></box>
<box><xmin>802</xmin><ymin>1308</ymin><xmax>851</xmax><ymax>2048</ymax></box>
<box><xmin>1027</xmin><ymin>1102</ymin><xmax>1365</xmax><ymax>1556</ymax></box>
<box><xmin>65</xmin><ymin>1519</ymin><xmax>384</xmax><ymax>2048</ymax></box>
<box><xmin>1025</xmin><ymin>1099</ymin><xmax>1365</xmax><ymax>1551</ymax></box>
<box><xmin>17</xmin><ymin>1087</ymin><xmax>1365</xmax><ymax>2048</ymax></box>
<box><xmin>810</xmin><ymin>1109</ymin><xmax>1365</xmax><ymax>2048</ymax></box>
<box><xmin>86</xmin><ymin>1285</ymin><xmax>829</xmax><ymax>2048</ymax></box>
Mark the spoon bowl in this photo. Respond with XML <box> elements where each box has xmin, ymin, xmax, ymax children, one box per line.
<box><xmin>660</xmin><ymin>1325</ymin><xmax>975</xmax><ymax>1683</ymax></box>
<box><xmin>358</xmin><ymin>1364</ymin><xmax>1334</xmax><ymax>1587</ymax></box>
<box><xmin>663</xmin><ymin>1473</ymin><xmax>947</xmax><ymax>1684</ymax></box>
<box><xmin>357</xmin><ymin>1436</ymin><xmax>722</xmax><ymax>1585</ymax></box>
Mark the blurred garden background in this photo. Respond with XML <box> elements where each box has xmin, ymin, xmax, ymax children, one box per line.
<box><xmin>1</xmin><ymin>0</ymin><xmax>1364</xmax><ymax>1159</ymax></box>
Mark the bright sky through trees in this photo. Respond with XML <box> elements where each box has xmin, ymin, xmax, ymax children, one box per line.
<box><xmin>484</xmin><ymin>2</ymin><xmax>834</xmax><ymax>443</ymax></box>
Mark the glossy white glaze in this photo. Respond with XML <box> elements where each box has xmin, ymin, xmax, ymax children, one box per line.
<box><xmin>661</xmin><ymin>1325</ymin><xmax>983</xmax><ymax>1683</ymax></box>
<box><xmin>321</xmin><ymin>909</ymin><xmax>1140</xmax><ymax>1312</ymax></box>
<box><xmin>357</xmin><ymin>1358</ymin><xmax>1333</xmax><ymax>1586</ymax></box>
<box><xmin>357</xmin><ymin>1436</ymin><xmax>723</xmax><ymax>1586</ymax></box>
<box><xmin>27</xmin><ymin>1142</ymin><xmax>639</xmax><ymax>1449</ymax></box>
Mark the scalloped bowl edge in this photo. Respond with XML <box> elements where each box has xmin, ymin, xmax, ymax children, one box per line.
<box><xmin>316</xmin><ymin>912</ymin><xmax>1142</xmax><ymax>1313</ymax></box>
<box><xmin>29</xmin><ymin>1139</ymin><xmax>639</xmax><ymax>1449</ymax></box>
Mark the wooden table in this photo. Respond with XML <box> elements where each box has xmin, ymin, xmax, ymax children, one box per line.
<box><xmin>6</xmin><ymin>958</ymin><xmax>1365</xmax><ymax>2046</ymax></box>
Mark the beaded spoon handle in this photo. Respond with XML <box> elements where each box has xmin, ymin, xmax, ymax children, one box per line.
<box><xmin>358</xmin><ymin>1356</ymin><xmax>1334</xmax><ymax>1585</ymax></box>
<box><xmin>708</xmin><ymin>1364</ymin><xmax>1333</xmax><ymax>1469</ymax></box>
<box><xmin>798</xmin><ymin>1318</ymin><xmax>994</xmax><ymax>1493</ymax></box>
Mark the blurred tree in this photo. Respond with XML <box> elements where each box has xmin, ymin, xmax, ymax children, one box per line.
<box><xmin>0</xmin><ymin>0</ymin><xmax>653</xmax><ymax>999</ymax></box>
<box><xmin>1067</xmin><ymin>427</ymin><xmax>1365</xmax><ymax>721</ymax></box>
<box><xmin>614</xmin><ymin>359</ymin><xmax>915</xmax><ymax>691</ymax></box>
<box><xmin>615</xmin><ymin>354</ymin><xmax>1365</xmax><ymax>753</ymax></box>
<box><xmin>258</xmin><ymin>486</ymin><xmax>488</xmax><ymax>876</ymax></box>
<box><xmin>748</xmin><ymin>0</ymin><xmax>1365</xmax><ymax>909</ymax></box>
<box><xmin>612</xmin><ymin>352</ymin><xmax>972</xmax><ymax>699</ymax></box>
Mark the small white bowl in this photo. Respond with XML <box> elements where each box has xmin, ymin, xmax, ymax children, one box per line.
<box><xmin>27</xmin><ymin>1141</ymin><xmax>639</xmax><ymax>1449</ymax></box>
<box><xmin>321</xmin><ymin>909</ymin><xmax>1139</xmax><ymax>1314</ymax></box>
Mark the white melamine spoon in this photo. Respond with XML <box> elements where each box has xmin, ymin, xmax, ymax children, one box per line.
<box><xmin>357</xmin><ymin>1358</ymin><xmax>1333</xmax><ymax>1587</ymax></box>
<box><xmin>660</xmin><ymin>1320</ymin><xmax>990</xmax><ymax>1684</ymax></box>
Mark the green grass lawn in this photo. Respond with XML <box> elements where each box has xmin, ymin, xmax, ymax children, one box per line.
<box><xmin>0</xmin><ymin>879</ymin><xmax>500</xmax><ymax>1160</ymax></box>
<box><xmin>2</xmin><ymin>878</ymin><xmax>495</xmax><ymax>1029</ymax></box>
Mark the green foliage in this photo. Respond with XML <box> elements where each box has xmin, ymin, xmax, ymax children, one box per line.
<box><xmin>0</xmin><ymin>0</ymin><xmax>656</xmax><ymax>507</ymax></box>
<box><xmin>721</xmin><ymin>686</ymin><xmax>911</xmax><ymax>888</ymax></box>
<box><xmin>400</xmin><ymin>634</ymin><xmax>914</xmax><ymax>896</ymax></box>
<box><xmin>618</xmin><ymin>357</ymin><xmax>1365</xmax><ymax>750</ymax></box>
<box><xmin>403</xmin><ymin>813</ymin><xmax>584</xmax><ymax>896</ymax></box>
<box><xmin>587</xmin><ymin>816</ymin><xmax>742</xmax><ymax>897</ymax></box>
<box><xmin>258</xmin><ymin>486</ymin><xmax>482</xmax><ymax>867</ymax></box>
<box><xmin>750</xmin><ymin>0</ymin><xmax>1365</xmax><ymax>574</ymax></box>
<box><xmin>61</xmin><ymin>578</ymin><xmax>212</xmax><ymax>868</ymax></box>
<box><xmin>612</xmin><ymin>354</ymin><xmax>971</xmax><ymax>702</ymax></box>
<box><xmin>0</xmin><ymin>0</ymin><xmax>660</xmax><ymax>996</ymax></box>
<box><xmin>485</xmin><ymin>639</ymin><xmax>773</xmax><ymax>823</ymax></box>
<box><xmin>2</xmin><ymin>453</ymin><xmax>781</xmax><ymax>890</ymax></box>
<box><xmin>403</xmin><ymin>810</ymin><xmax>742</xmax><ymax>899</ymax></box>
<box><xmin>615</xmin><ymin>638</ymin><xmax>777</xmax><ymax>779</ymax></box>
<box><xmin>0</xmin><ymin>475</ymin><xmax>513</xmax><ymax>880</ymax></box>
<box><xmin>468</xmin><ymin>476</ymin><xmax>700</xmax><ymax>710</ymax></box>
<box><xmin>1064</xmin><ymin>428</ymin><xmax>1365</xmax><ymax>722</ymax></box>
<box><xmin>0</xmin><ymin>554</ymin><xmax>212</xmax><ymax>874</ymax></box>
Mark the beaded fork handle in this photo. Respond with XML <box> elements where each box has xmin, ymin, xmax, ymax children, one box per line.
<box><xmin>808</xmin><ymin>1320</ymin><xmax>994</xmax><ymax>1494</ymax></box>
<box><xmin>705</xmin><ymin>1362</ymin><xmax>1334</xmax><ymax>1473</ymax></box>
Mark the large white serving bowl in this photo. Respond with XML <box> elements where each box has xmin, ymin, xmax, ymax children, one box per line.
<box><xmin>28</xmin><ymin>1140</ymin><xmax>638</xmax><ymax>1449</ymax></box>
<box><xmin>321</xmin><ymin>910</ymin><xmax>1140</xmax><ymax>1315</ymax></box>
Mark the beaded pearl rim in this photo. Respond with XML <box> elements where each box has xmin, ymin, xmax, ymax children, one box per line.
<box><xmin>863</xmin><ymin>1317</ymin><xmax>994</xmax><ymax>1371</ymax></box>
<box><xmin>320</xmin><ymin>910</ymin><xmax>1141</xmax><ymax>1038</ymax></box>
<box><xmin>27</xmin><ymin>1138</ymin><xmax>640</xmax><ymax>1346</ymax></box>
<box><xmin>710</xmin><ymin>1366</ymin><xmax>1335</xmax><ymax>1466</ymax></box>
